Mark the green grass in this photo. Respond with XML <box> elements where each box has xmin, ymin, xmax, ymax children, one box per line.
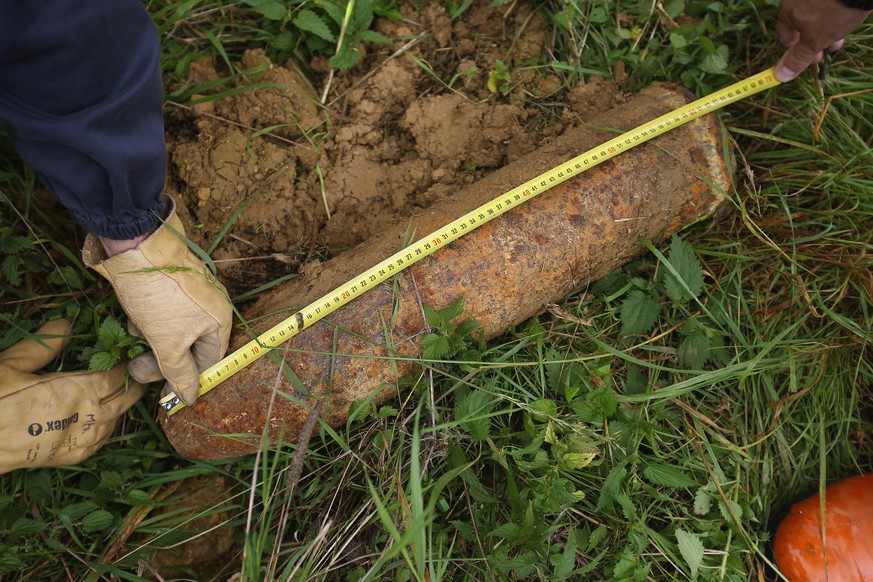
<box><xmin>1</xmin><ymin>0</ymin><xmax>871</xmax><ymax>580</ymax></box>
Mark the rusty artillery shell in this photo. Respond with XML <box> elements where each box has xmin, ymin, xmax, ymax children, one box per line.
<box><xmin>161</xmin><ymin>84</ymin><xmax>733</xmax><ymax>460</ymax></box>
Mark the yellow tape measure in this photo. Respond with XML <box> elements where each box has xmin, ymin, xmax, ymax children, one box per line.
<box><xmin>160</xmin><ymin>68</ymin><xmax>779</xmax><ymax>416</ymax></box>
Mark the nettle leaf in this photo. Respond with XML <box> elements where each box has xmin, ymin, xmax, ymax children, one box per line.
<box><xmin>451</xmin><ymin>520</ymin><xmax>476</xmax><ymax>542</ymax></box>
<box><xmin>1</xmin><ymin>255</ymin><xmax>23</xmax><ymax>286</ymax></box>
<box><xmin>329</xmin><ymin>47</ymin><xmax>362</xmax><ymax>69</ymax></box>
<box><xmin>294</xmin><ymin>8</ymin><xmax>336</xmax><ymax>43</ymax></box>
<box><xmin>586</xmin><ymin>385</ymin><xmax>618</xmax><ymax>419</ymax></box>
<box><xmin>676</xmin><ymin>528</ymin><xmax>705</xmax><ymax>580</ymax></box>
<box><xmin>10</xmin><ymin>518</ymin><xmax>44</xmax><ymax>538</ymax></box>
<box><xmin>553</xmin><ymin>527</ymin><xmax>578</xmax><ymax>579</ymax></box>
<box><xmin>669</xmin><ymin>31</ymin><xmax>688</xmax><ymax>48</ymax></box>
<box><xmin>57</xmin><ymin>502</ymin><xmax>99</xmax><ymax>521</ymax></box>
<box><xmin>423</xmin><ymin>303</ymin><xmax>441</xmax><ymax>328</ymax></box>
<box><xmin>242</xmin><ymin>0</ymin><xmax>286</xmax><ymax>20</ymax></box>
<box><xmin>693</xmin><ymin>487</ymin><xmax>712</xmax><ymax>516</ymax></box>
<box><xmin>719</xmin><ymin>497</ymin><xmax>742</xmax><ymax>524</ymax></box>
<box><xmin>0</xmin><ymin>231</ymin><xmax>34</xmax><ymax>254</ymax></box>
<box><xmin>359</xmin><ymin>30</ymin><xmax>392</xmax><ymax>44</ymax></box>
<box><xmin>98</xmin><ymin>317</ymin><xmax>127</xmax><ymax>348</ymax></box>
<box><xmin>455</xmin><ymin>389</ymin><xmax>492</xmax><ymax>440</ymax></box>
<box><xmin>528</xmin><ymin>398</ymin><xmax>557</xmax><ymax>419</ymax></box>
<box><xmin>319</xmin><ymin>0</ymin><xmax>345</xmax><ymax>24</ymax></box>
<box><xmin>80</xmin><ymin>509</ymin><xmax>114</xmax><ymax>533</ymax></box>
<box><xmin>127</xmin><ymin>342</ymin><xmax>146</xmax><ymax>360</ymax></box>
<box><xmin>620</xmin><ymin>290</ymin><xmax>660</xmax><ymax>335</ymax></box>
<box><xmin>515</xmin><ymin>449</ymin><xmax>549</xmax><ymax>472</ymax></box>
<box><xmin>596</xmin><ymin>465</ymin><xmax>627</xmax><ymax>511</ymax></box>
<box><xmin>46</xmin><ymin>266</ymin><xmax>84</xmax><ymax>290</ymax></box>
<box><xmin>663</xmin><ymin>235</ymin><xmax>704</xmax><ymax>303</ymax></box>
<box><xmin>643</xmin><ymin>463</ymin><xmax>697</xmax><ymax>488</ymax></box>
<box><xmin>699</xmin><ymin>43</ymin><xmax>730</xmax><ymax>74</ymax></box>
<box><xmin>623</xmin><ymin>364</ymin><xmax>647</xmax><ymax>395</ymax></box>
<box><xmin>354</xmin><ymin>0</ymin><xmax>374</xmax><ymax>31</ymax></box>
<box><xmin>438</xmin><ymin>296</ymin><xmax>466</xmax><ymax>327</ymax></box>
<box><xmin>88</xmin><ymin>351</ymin><xmax>118</xmax><ymax>372</ymax></box>
<box><xmin>420</xmin><ymin>333</ymin><xmax>450</xmax><ymax>360</ymax></box>
<box><xmin>493</xmin><ymin>549</ymin><xmax>538</xmax><ymax>578</ymax></box>
<box><xmin>678</xmin><ymin>332</ymin><xmax>711</xmax><ymax>369</ymax></box>
<box><xmin>454</xmin><ymin>319</ymin><xmax>482</xmax><ymax>338</ymax></box>
<box><xmin>562</xmin><ymin>451</ymin><xmax>597</xmax><ymax>470</ymax></box>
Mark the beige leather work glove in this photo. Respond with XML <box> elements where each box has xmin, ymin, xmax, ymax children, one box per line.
<box><xmin>0</xmin><ymin>320</ymin><xmax>146</xmax><ymax>474</ymax></box>
<box><xmin>82</xmin><ymin>198</ymin><xmax>233</xmax><ymax>406</ymax></box>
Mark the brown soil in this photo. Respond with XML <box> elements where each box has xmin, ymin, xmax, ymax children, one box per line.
<box><xmin>163</xmin><ymin>1</ymin><xmax>623</xmax><ymax>299</ymax></box>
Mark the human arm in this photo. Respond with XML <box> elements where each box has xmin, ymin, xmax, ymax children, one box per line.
<box><xmin>775</xmin><ymin>0</ymin><xmax>872</xmax><ymax>82</ymax></box>
<box><xmin>0</xmin><ymin>1</ymin><xmax>232</xmax><ymax>405</ymax></box>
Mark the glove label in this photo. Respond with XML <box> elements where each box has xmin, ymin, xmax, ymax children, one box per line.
<box><xmin>27</xmin><ymin>412</ymin><xmax>80</xmax><ymax>437</ymax></box>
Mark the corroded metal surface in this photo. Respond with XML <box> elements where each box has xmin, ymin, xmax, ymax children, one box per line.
<box><xmin>161</xmin><ymin>84</ymin><xmax>733</xmax><ymax>460</ymax></box>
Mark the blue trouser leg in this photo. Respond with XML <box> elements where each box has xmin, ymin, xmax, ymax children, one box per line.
<box><xmin>0</xmin><ymin>0</ymin><xmax>166</xmax><ymax>239</ymax></box>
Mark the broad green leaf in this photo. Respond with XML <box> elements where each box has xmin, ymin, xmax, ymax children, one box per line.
<box><xmin>621</xmin><ymin>290</ymin><xmax>660</xmax><ymax>335</ymax></box>
<box><xmin>623</xmin><ymin>364</ymin><xmax>647</xmax><ymax>395</ymax></box>
<box><xmin>423</xmin><ymin>303</ymin><xmax>441</xmax><ymax>328</ymax></box>
<box><xmin>57</xmin><ymin>502</ymin><xmax>99</xmax><ymax>521</ymax></box>
<box><xmin>693</xmin><ymin>487</ymin><xmax>712</xmax><ymax>516</ymax></box>
<box><xmin>663</xmin><ymin>235</ymin><xmax>704</xmax><ymax>303</ymax></box>
<box><xmin>438</xmin><ymin>296</ymin><xmax>466</xmax><ymax>326</ymax></box>
<box><xmin>329</xmin><ymin>47</ymin><xmax>362</xmax><ymax>69</ymax></box>
<box><xmin>451</xmin><ymin>520</ymin><xmax>475</xmax><ymax>542</ymax></box>
<box><xmin>664</xmin><ymin>0</ymin><xmax>685</xmax><ymax>18</ymax></box>
<box><xmin>455</xmin><ymin>389</ymin><xmax>492</xmax><ymax>440</ymax></box>
<box><xmin>420</xmin><ymin>333</ymin><xmax>450</xmax><ymax>360</ymax></box>
<box><xmin>676</xmin><ymin>528</ymin><xmax>705</xmax><ymax>580</ymax></box>
<box><xmin>98</xmin><ymin>316</ymin><xmax>126</xmax><ymax>348</ymax></box>
<box><xmin>319</xmin><ymin>0</ymin><xmax>345</xmax><ymax>24</ymax></box>
<box><xmin>678</xmin><ymin>332</ymin><xmax>711</xmax><ymax>369</ymax></box>
<box><xmin>596</xmin><ymin>465</ymin><xmax>627</xmax><ymax>511</ymax></box>
<box><xmin>490</xmin><ymin>522</ymin><xmax>525</xmax><ymax>541</ymax></box>
<box><xmin>81</xmin><ymin>509</ymin><xmax>114</xmax><ymax>533</ymax></box>
<box><xmin>359</xmin><ymin>30</ymin><xmax>392</xmax><ymax>44</ymax></box>
<box><xmin>528</xmin><ymin>398</ymin><xmax>558</xmax><ymax>419</ymax></box>
<box><xmin>586</xmin><ymin>385</ymin><xmax>618</xmax><ymax>419</ymax></box>
<box><xmin>1</xmin><ymin>255</ymin><xmax>23</xmax><ymax>285</ymax></box>
<box><xmin>587</xmin><ymin>524</ymin><xmax>608</xmax><ymax>551</ymax></box>
<box><xmin>719</xmin><ymin>497</ymin><xmax>742</xmax><ymax>524</ymax></box>
<box><xmin>242</xmin><ymin>0</ymin><xmax>286</xmax><ymax>20</ymax></box>
<box><xmin>11</xmin><ymin>518</ymin><xmax>44</xmax><ymax>537</ymax></box>
<box><xmin>354</xmin><ymin>0</ymin><xmax>374</xmax><ymax>30</ymax></box>
<box><xmin>699</xmin><ymin>44</ymin><xmax>729</xmax><ymax>74</ymax></box>
<box><xmin>126</xmin><ymin>490</ymin><xmax>155</xmax><ymax>507</ymax></box>
<box><xmin>454</xmin><ymin>319</ymin><xmax>482</xmax><ymax>337</ymax></box>
<box><xmin>88</xmin><ymin>350</ymin><xmax>117</xmax><ymax>372</ymax></box>
<box><xmin>562</xmin><ymin>451</ymin><xmax>597</xmax><ymax>470</ymax></box>
<box><xmin>669</xmin><ymin>31</ymin><xmax>688</xmax><ymax>48</ymax></box>
<box><xmin>294</xmin><ymin>9</ymin><xmax>336</xmax><ymax>43</ymax></box>
<box><xmin>553</xmin><ymin>528</ymin><xmax>578</xmax><ymax>579</ymax></box>
<box><xmin>47</xmin><ymin>266</ymin><xmax>84</xmax><ymax>290</ymax></box>
<box><xmin>493</xmin><ymin>549</ymin><xmax>538</xmax><ymax>577</ymax></box>
<box><xmin>643</xmin><ymin>463</ymin><xmax>697</xmax><ymax>488</ymax></box>
<box><xmin>515</xmin><ymin>449</ymin><xmax>549</xmax><ymax>472</ymax></box>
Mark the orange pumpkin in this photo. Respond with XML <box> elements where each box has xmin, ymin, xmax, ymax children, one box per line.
<box><xmin>773</xmin><ymin>473</ymin><xmax>873</xmax><ymax>581</ymax></box>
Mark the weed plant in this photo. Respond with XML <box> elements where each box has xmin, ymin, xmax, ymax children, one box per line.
<box><xmin>1</xmin><ymin>0</ymin><xmax>870</xmax><ymax>580</ymax></box>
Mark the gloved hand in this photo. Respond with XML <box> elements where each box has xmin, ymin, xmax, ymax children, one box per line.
<box><xmin>82</xmin><ymin>197</ymin><xmax>233</xmax><ymax>406</ymax></box>
<box><xmin>775</xmin><ymin>0</ymin><xmax>871</xmax><ymax>82</ymax></box>
<box><xmin>0</xmin><ymin>319</ymin><xmax>146</xmax><ymax>474</ymax></box>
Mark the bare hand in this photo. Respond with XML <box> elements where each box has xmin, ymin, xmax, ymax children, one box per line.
<box><xmin>775</xmin><ymin>0</ymin><xmax>870</xmax><ymax>82</ymax></box>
